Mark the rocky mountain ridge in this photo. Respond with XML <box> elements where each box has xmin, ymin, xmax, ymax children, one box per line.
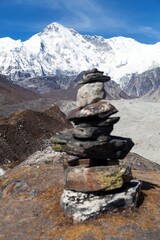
<box><xmin>0</xmin><ymin>22</ymin><xmax>160</xmax><ymax>98</ymax></box>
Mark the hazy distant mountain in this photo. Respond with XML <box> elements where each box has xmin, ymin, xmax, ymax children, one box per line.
<box><xmin>0</xmin><ymin>22</ymin><xmax>160</xmax><ymax>98</ymax></box>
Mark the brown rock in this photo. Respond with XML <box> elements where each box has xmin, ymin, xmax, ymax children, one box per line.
<box><xmin>64</xmin><ymin>165</ymin><xmax>132</xmax><ymax>192</ymax></box>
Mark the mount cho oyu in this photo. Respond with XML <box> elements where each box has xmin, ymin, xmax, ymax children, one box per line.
<box><xmin>0</xmin><ymin>22</ymin><xmax>160</xmax><ymax>97</ymax></box>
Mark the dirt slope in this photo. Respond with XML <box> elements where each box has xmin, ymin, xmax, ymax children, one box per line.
<box><xmin>0</xmin><ymin>105</ymin><xmax>70</xmax><ymax>167</ymax></box>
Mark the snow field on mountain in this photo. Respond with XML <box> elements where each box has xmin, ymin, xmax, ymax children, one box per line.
<box><xmin>1</xmin><ymin>22</ymin><xmax>160</xmax><ymax>86</ymax></box>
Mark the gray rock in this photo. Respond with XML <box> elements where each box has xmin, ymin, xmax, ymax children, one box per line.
<box><xmin>72</xmin><ymin>126</ymin><xmax>113</xmax><ymax>140</ymax></box>
<box><xmin>67</xmin><ymin>100</ymin><xmax>118</xmax><ymax>123</ymax></box>
<box><xmin>60</xmin><ymin>179</ymin><xmax>142</xmax><ymax>223</ymax></box>
<box><xmin>83</xmin><ymin>72</ymin><xmax>104</xmax><ymax>79</ymax></box>
<box><xmin>65</xmin><ymin>158</ymin><xmax>119</xmax><ymax>168</ymax></box>
<box><xmin>79</xmin><ymin>75</ymin><xmax>110</xmax><ymax>84</ymax></box>
<box><xmin>76</xmin><ymin>82</ymin><xmax>105</xmax><ymax>108</ymax></box>
<box><xmin>53</xmin><ymin>136</ymin><xmax>134</xmax><ymax>160</ymax></box>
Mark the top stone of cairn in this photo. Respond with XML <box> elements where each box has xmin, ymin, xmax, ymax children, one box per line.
<box><xmin>78</xmin><ymin>68</ymin><xmax>110</xmax><ymax>84</ymax></box>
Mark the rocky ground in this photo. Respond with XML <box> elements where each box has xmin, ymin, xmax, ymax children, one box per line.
<box><xmin>0</xmin><ymin>106</ymin><xmax>71</xmax><ymax>168</ymax></box>
<box><xmin>110</xmin><ymin>99</ymin><xmax>160</xmax><ymax>164</ymax></box>
<box><xmin>0</xmin><ymin>74</ymin><xmax>159</xmax><ymax>239</ymax></box>
<box><xmin>58</xmin><ymin>98</ymin><xmax>160</xmax><ymax>164</ymax></box>
<box><xmin>0</xmin><ymin>147</ymin><xmax>159</xmax><ymax>240</ymax></box>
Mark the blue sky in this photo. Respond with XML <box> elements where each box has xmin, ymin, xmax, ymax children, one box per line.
<box><xmin>1</xmin><ymin>0</ymin><xmax>160</xmax><ymax>44</ymax></box>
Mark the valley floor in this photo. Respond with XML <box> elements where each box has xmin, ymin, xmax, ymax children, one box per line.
<box><xmin>110</xmin><ymin>99</ymin><xmax>160</xmax><ymax>164</ymax></box>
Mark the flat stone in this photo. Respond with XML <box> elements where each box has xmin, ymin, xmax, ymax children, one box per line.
<box><xmin>72</xmin><ymin>126</ymin><xmax>113</xmax><ymax>140</ymax></box>
<box><xmin>60</xmin><ymin>179</ymin><xmax>142</xmax><ymax>223</ymax></box>
<box><xmin>54</xmin><ymin>136</ymin><xmax>134</xmax><ymax>160</ymax></box>
<box><xmin>76</xmin><ymin>82</ymin><xmax>105</xmax><ymax>108</ymax></box>
<box><xmin>67</xmin><ymin>100</ymin><xmax>118</xmax><ymax>123</ymax></box>
<box><xmin>83</xmin><ymin>72</ymin><xmax>104</xmax><ymax>79</ymax></box>
<box><xmin>79</xmin><ymin>75</ymin><xmax>110</xmax><ymax>84</ymax></box>
<box><xmin>64</xmin><ymin>165</ymin><xmax>132</xmax><ymax>192</ymax></box>
<box><xmin>83</xmin><ymin>68</ymin><xmax>103</xmax><ymax>75</ymax></box>
<box><xmin>74</xmin><ymin>116</ymin><xmax>120</xmax><ymax>127</ymax></box>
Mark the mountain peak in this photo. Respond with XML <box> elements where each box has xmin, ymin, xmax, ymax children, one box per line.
<box><xmin>43</xmin><ymin>22</ymin><xmax>67</xmax><ymax>32</ymax></box>
<box><xmin>1</xmin><ymin>22</ymin><xmax>160</xmax><ymax>86</ymax></box>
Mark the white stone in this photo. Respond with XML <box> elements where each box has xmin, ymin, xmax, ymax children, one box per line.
<box><xmin>76</xmin><ymin>82</ymin><xmax>105</xmax><ymax>108</ymax></box>
<box><xmin>60</xmin><ymin>180</ymin><xmax>141</xmax><ymax>223</ymax></box>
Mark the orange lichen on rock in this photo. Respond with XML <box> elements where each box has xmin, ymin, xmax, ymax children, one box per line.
<box><xmin>0</xmin><ymin>161</ymin><xmax>159</xmax><ymax>240</ymax></box>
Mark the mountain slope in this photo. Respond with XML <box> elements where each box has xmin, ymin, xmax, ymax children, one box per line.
<box><xmin>0</xmin><ymin>74</ymin><xmax>39</xmax><ymax>106</ymax></box>
<box><xmin>1</xmin><ymin>22</ymin><xmax>160</xmax><ymax>90</ymax></box>
<box><xmin>0</xmin><ymin>105</ymin><xmax>70</xmax><ymax>166</ymax></box>
<box><xmin>122</xmin><ymin>67</ymin><xmax>160</xmax><ymax>97</ymax></box>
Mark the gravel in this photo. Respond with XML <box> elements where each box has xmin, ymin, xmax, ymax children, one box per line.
<box><xmin>110</xmin><ymin>99</ymin><xmax>160</xmax><ymax>164</ymax></box>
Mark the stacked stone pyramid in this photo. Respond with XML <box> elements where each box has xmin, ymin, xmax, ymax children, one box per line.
<box><xmin>53</xmin><ymin>69</ymin><xmax>141</xmax><ymax>222</ymax></box>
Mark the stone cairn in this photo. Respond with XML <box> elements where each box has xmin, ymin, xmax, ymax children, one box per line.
<box><xmin>53</xmin><ymin>69</ymin><xmax>141</xmax><ymax>223</ymax></box>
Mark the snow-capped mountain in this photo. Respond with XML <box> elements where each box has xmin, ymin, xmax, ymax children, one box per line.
<box><xmin>1</xmin><ymin>22</ymin><xmax>160</xmax><ymax>92</ymax></box>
